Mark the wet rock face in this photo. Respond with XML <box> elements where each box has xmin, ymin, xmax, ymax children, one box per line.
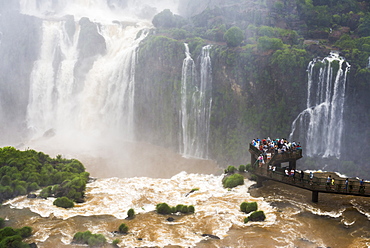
<box><xmin>77</xmin><ymin>17</ymin><xmax>106</xmax><ymax>59</ymax></box>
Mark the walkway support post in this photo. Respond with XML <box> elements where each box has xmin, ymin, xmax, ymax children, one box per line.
<box><xmin>312</xmin><ymin>191</ymin><xmax>319</xmax><ymax>203</ymax></box>
<box><xmin>256</xmin><ymin>176</ymin><xmax>264</xmax><ymax>187</ymax></box>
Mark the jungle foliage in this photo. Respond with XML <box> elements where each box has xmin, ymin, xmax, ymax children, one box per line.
<box><xmin>0</xmin><ymin>220</ymin><xmax>32</xmax><ymax>248</ymax></box>
<box><xmin>140</xmin><ymin>1</ymin><xmax>370</xmax><ymax>175</ymax></box>
<box><xmin>0</xmin><ymin>146</ymin><xmax>89</xmax><ymax>203</ymax></box>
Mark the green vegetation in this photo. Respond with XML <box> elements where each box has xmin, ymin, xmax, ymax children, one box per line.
<box><xmin>138</xmin><ymin>0</ymin><xmax>370</xmax><ymax>174</ymax></box>
<box><xmin>118</xmin><ymin>223</ymin><xmax>129</xmax><ymax>234</ymax></box>
<box><xmin>72</xmin><ymin>231</ymin><xmax>106</xmax><ymax>247</ymax></box>
<box><xmin>224</xmin><ymin>165</ymin><xmax>237</xmax><ymax>174</ymax></box>
<box><xmin>156</xmin><ymin>203</ymin><xmax>172</xmax><ymax>214</ymax></box>
<box><xmin>244</xmin><ymin>210</ymin><xmax>266</xmax><ymax>223</ymax></box>
<box><xmin>112</xmin><ymin>239</ymin><xmax>120</xmax><ymax>246</ymax></box>
<box><xmin>0</xmin><ymin>224</ymin><xmax>32</xmax><ymax>248</ymax></box>
<box><xmin>224</xmin><ymin>26</ymin><xmax>244</xmax><ymax>47</ymax></box>
<box><xmin>0</xmin><ymin>146</ymin><xmax>89</xmax><ymax>204</ymax></box>
<box><xmin>240</xmin><ymin>201</ymin><xmax>258</xmax><ymax>214</ymax></box>
<box><xmin>127</xmin><ymin>208</ymin><xmax>135</xmax><ymax>219</ymax></box>
<box><xmin>53</xmin><ymin>196</ymin><xmax>74</xmax><ymax>208</ymax></box>
<box><xmin>156</xmin><ymin>203</ymin><xmax>195</xmax><ymax>215</ymax></box>
<box><xmin>222</xmin><ymin>174</ymin><xmax>244</xmax><ymax>188</ymax></box>
<box><xmin>238</xmin><ymin>165</ymin><xmax>246</xmax><ymax>172</ymax></box>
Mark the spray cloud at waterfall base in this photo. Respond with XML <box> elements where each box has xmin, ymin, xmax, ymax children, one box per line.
<box><xmin>7</xmin><ymin>0</ymin><xmax>219</xmax><ymax>178</ymax></box>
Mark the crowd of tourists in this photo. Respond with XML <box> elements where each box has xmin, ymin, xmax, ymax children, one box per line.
<box><xmin>250</xmin><ymin>138</ymin><xmax>367</xmax><ymax>194</ymax></box>
<box><xmin>251</xmin><ymin>137</ymin><xmax>301</xmax><ymax>155</ymax></box>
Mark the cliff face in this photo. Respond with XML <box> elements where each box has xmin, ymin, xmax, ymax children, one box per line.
<box><xmin>135</xmin><ymin>0</ymin><xmax>370</xmax><ymax>177</ymax></box>
<box><xmin>135</xmin><ymin>36</ymin><xmax>309</xmax><ymax>165</ymax></box>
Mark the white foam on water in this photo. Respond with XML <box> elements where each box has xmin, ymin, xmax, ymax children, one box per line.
<box><xmin>5</xmin><ymin>172</ymin><xmax>276</xmax><ymax>247</ymax></box>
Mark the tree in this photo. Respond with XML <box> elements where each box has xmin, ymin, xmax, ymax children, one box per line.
<box><xmin>224</xmin><ymin>26</ymin><xmax>244</xmax><ymax>47</ymax></box>
<box><xmin>358</xmin><ymin>14</ymin><xmax>370</xmax><ymax>37</ymax></box>
<box><xmin>152</xmin><ymin>9</ymin><xmax>186</xmax><ymax>29</ymax></box>
<box><xmin>257</xmin><ymin>36</ymin><xmax>284</xmax><ymax>51</ymax></box>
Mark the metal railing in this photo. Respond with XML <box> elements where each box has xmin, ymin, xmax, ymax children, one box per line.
<box><xmin>251</xmin><ymin>167</ymin><xmax>370</xmax><ymax>196</ymax></box>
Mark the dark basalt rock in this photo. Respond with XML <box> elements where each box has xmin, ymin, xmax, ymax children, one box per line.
<box><xmin>27</xmin><ymin>194</ymin><xmax>37</xmax><ymax>198</ymax></box>
<box><xmin>166</xmin><ymin>217</ymin><xmax>175</xmax><ymax>222</ymax></box>
<box><xmin>201</xmin><ymin>234</ymin><xmax>220</xmax><ymax>239</ymax></box>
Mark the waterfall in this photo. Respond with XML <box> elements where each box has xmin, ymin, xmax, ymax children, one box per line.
<box><xmin>368</xmin><ymin>56</ymin><xmax>370</xmax><ymax>68</ymax></box>
<box><xmin>17</xmin><ymin>0</ymin><xmax>179</xmax><ymax>149</ymax></box>
<box><xmin>289</xmin><ymin>52</ymin><xmax>350</xmax><ymax>158</ymax></box>
<box><xmin>180</xmin><ymin>44</ymin><xmax>212</xmax><ymax>159</ymax></box>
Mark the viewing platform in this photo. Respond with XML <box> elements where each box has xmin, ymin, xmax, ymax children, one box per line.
<box><xmin>248</xmin><ymin>143</ymin><xmax>370</xmax><ymax>202</ymax></box>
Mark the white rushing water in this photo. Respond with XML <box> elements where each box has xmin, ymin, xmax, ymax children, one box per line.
<box><xmin>19</xmin><ymin>0</ymin><xmax>180</xmax><ymax>152</ymax></box>
<box><xmin>180</xmin><ymin>44</ymin><xmax>213</xmax><ymax>159</ymax></box>
<box><xmin>5</xmin><ymin>172</ymin><xmax>274</xmax><ymax>247</ymax></box>
<box><xmin>289</xmin><ymin>52</ymin><xmax>350</xmax><ymax>158</ymax></box>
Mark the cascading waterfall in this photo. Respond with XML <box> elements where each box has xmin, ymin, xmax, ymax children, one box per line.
<box><xmin>18</xmin><ymin>0</ymin><xmax>178</xmax><ymax>148</ymax></box>
<box><xmin>289</xmin><ymin>52</ymin><xmax>350</xmax><ymax>158</ymax></box>
<box><xmin>180</xmin><ymin>44</ymin><xmax>212</xmax><ymax>159</ymax></box>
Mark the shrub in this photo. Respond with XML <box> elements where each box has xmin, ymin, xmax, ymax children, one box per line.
<box><xmin>112</xmin><ymin>239</ymin><xmax>120</xmax><ymax>246</ymax></box>
<box><xmin>118</xmin><ymin>223</ymin><xmax>129</xmax><ymax>234</ymax></box>
<box><xmin>240</xmin><ymin>202</ymin><xmax>258</xmax><ymax>214</ymax></box>
<box><xmin>224</xmin><ymin>26</ymin><xmax>244</xmax><ymax>47</ymax></box>
<box><xmin>39</xmin><ymin>186</ymin><xmax>52</xmax><ymax>198</ymax></box>
<box><xmin>53</xmin><ymin>197</ymin><xmax>74</xmax><ymax>208</ymax></box>
<box><xmin>0</xmin><ymin>234</ymin><xmax>24</xmax><ymax>248</ymax></box>
<box><xmin>16</xmin><ymin>226</ymin><xmax>32</xmax><ymax>238</ymax></box>
<box><xmin>257</xmin><ymin>36</ymin><xmax>284</xmax><ymax>51</ymax></box>
<box><xmin>127</xmin><ymin>208</ymin><xmax>135</xmax><ymax>219</ymax></box>
<box><xmin>176</xmin><ymin>204</ymin><xmax>184</xmax><ymax>213</ymax></box>
<box><xmin>87</xmin><ymin>234</ymin><xmax>106</xmax><ymax>247</ymax></box>
<box><xmin>28</xmin><ymin>182</ymin><xmax>39</xmax><ymax>191</ymax></box>
<box><xmin>238</xmin><ymin>165</ymin><xmax>246</xmax><ymax>172</ymax></box>
<box><xmin>156</xmin><ymin>203</ymin><xmax>172</xmax><ymax>214</ymax></box>
<box><xmin>0</xmin><ymin>227</ymin><xmax>16</xmax><ymax>239</ymax></box>
<box><xmin>244</xmin><ymin>211</ymin><xmax>266</xmax><ymax>223</ymax></box>
<box><xmin>73</xmin><ymin>231</ymin><xmax>106</xmax><ymax>246</ymax></box>
<box><xmin>222</xmin><ymin>174</ymin><xmax>244</xmax><ymax>188</ymax></box>
<box><xmin>224</xmin><ymin>165</ymin><xmax>236</xmax><ymax>174</ymax></box>
<box><xmin>0</xmin><ymin>225</ymin><xmax>32</xmax><ymax>248</ymax></box>
<box><xmin>180</xmin><ymin>205</ymin><xmax>189</xmax><ymax>214</ymax></box>
<box><xmin>188</xmin><ymin>205</ymin><xmax>195</xmax><ymax>213</ymax></box>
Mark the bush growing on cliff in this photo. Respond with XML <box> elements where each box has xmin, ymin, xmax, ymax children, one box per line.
<box><xmin>224</xmin><ymin>26</ymin><xmax>244</xmax><ymax>47</ymax></box>
<box><xmin>53</xmin><ymin>196</ymin><xmax>74</xmax><ymax>208</ymax></box>
<box><xmin>257</xmin><ymin>36</ymin><xmax>284</xmax><ymax>51</ymax></box>
<box><xmin>222</xmin><ymin>173</ymin><xmax>244</xmax><ymax>188</ymax></box>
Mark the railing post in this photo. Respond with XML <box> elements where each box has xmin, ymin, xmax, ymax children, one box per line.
<box><xmin>312</xmin><ymin>191</ymin><xmax>319</xmax><ymax>203</ymax></box>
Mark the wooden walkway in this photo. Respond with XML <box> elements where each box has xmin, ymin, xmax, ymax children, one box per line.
<box><xmin>248</xmin><ymin>143</ymin><xmax>369</xmax><ymax>202</ymax></box>
<box><xmin>251</xmin><ymin>167</ymin><xmax>370</xmax><ymax>202</ymax></box>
